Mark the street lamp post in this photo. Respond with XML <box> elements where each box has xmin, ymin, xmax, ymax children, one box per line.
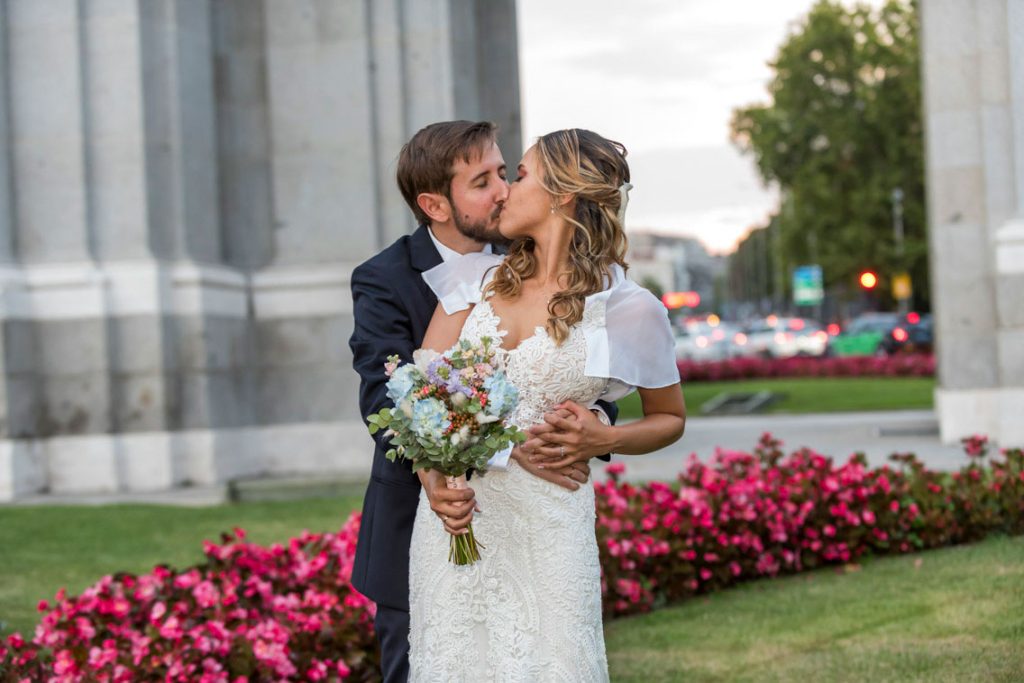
<box><xmin>891</xmin><ymin>187</ymin><xmax>908</xmax><ymax>314</ymax></box>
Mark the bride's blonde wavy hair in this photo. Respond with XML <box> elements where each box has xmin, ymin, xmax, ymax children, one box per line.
<box><xmin>486</xmin><ymin>129</ymin><xmax>631</xmax><ymax>345</ymax></box>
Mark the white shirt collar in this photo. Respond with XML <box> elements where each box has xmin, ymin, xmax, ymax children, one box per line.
<box><xmin>427</xmin><ymin>227</ymin><xmax>492</xmax><ymax>263</ymax></box>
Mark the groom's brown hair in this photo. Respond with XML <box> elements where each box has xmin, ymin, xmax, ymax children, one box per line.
<box><xmin>396</xmin><ymin>120</ymin><xmax>498</xmax><ymax>225</ymax></box>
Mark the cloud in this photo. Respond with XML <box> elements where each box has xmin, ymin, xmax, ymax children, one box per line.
<box><xmin>517</xmin><ymin>0</ymin><xmax>883</xmax><ymax>251</ymax></box>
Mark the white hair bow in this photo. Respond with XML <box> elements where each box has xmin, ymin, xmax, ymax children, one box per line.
<box><xmin>617</xmin><ymin>182</ymin><xmax>633</xmax><ymax>225</ymax></box>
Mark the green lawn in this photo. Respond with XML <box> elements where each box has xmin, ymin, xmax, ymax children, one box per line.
<box><xmin>606</xmin><ymin>534</ymin><xmax>1024</xmax><ymax>682</ymax></box>
<box><xmin>619</xmin><ymin>377</ymin><xmax>935</xmax><ymax>420</ymax></box>
<box><xmin>0</xmin><ymin>496</ymin><xmax>363</xmax><ymax>637</ymax></box>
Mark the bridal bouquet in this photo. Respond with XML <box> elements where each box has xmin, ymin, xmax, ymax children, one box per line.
<box><xmin>366</xmin><ymin>337</ymin><xmax>525</xmax><ymax>564</ymax></box>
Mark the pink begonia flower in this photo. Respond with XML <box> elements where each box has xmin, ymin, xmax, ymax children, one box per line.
<box><xmin>52</xmin><ymin>649</ymin><xmax>77</xmax><ymax>675</ymax></box>
<box><xmin>605</xmin><ymin>462</ymin><xmax>625</xmax><ymax>476</ymax></box>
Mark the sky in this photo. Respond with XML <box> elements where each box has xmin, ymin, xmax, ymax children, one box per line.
<box><xmin>516</xmin><ymin>0</ymin><xmax>877</xmax><ymax>254</ymax></box>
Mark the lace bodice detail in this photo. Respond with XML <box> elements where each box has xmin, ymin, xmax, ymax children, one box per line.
<box><xmin>459</xmin><ymin>300</ymin><xmax>610</xmax><ymax>429</ymax></box>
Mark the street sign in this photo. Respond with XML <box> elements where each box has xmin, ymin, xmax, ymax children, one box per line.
<box><xmin>793</xmin><ymin>265</ymin><xmax>824</xmax><ymax>306</ymax></box>
<box><xmin>893</xmin><ymin>272</ymin><xmax>912</xmax><ymax>300</ymax></box>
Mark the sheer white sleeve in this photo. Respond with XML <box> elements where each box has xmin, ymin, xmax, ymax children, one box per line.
<box><xmin>583</xmin><ymin>266</ymin><xmax>681</xmax><ymax>401</ymax></box>
<box><xmin>421</xmin><ymin>252</ymin><xmax>505</xmax><ymax>314</ymax></box>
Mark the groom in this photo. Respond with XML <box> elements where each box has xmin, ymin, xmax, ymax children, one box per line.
<box><xmin>348</xmin><ymin>120</ymin><xmax>617</xmax><ymax>682</ymax></box>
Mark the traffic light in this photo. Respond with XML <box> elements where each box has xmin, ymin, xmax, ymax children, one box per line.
<box><xmin>859</xmin><ymin>271</ymin><xmax>878</xmax><ymax>289</ymax></box>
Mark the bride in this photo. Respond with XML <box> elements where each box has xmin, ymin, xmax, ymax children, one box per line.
<box><xmin>408</xmin><ymin>129</ymin><xmax>685</xmax><ymax>681</ymax></box>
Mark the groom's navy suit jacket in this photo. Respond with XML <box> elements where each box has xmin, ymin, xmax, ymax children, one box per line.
<box><xmin>349</xmin><ymin>224</ymin><xmax>616</xmax><ymax>611</ymax></box>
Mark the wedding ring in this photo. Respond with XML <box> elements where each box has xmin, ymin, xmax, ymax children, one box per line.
<box><xmin>560</xmin><ymin>446</ymin><xmax>565</xmax><ymax>458</ymax></box>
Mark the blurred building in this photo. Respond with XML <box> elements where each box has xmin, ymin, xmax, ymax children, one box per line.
<box><xmin>627</xmin><ymin>230</ymin><xmax>724</xmax><ymax>310</ymax></box>
<box><xmin>921</xmin><ymin>0</ymin><xmax>1024</xmax><ymax>446</ymax></box>
<box><xmin>0</xmin><ymin>1</ymin><xmax>521</xmax><ymax>501</ymax></box>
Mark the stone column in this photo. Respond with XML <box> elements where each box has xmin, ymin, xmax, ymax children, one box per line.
<box><xmin>7</xmin><ymin>0</ymin><xmax>91</xmax><ymax>263</ymax></box>
<box><xmin>250</xmin><ymin>0</ymin><xmax>404</xmax><ymax>467</ymax></box>
<box><xmin>263</xmin><ymin>0</ymin><xmax>379</xmax><ymax>265</ymax></box>
<box><xmin>922</xmin><ymin>0</ymin><xmax>1024</xmax><ymax>446</ymax></box>
<box><xmin>213</xmin><ymin>0</ymin><xmax>275</xmax><ymax>271</ymax></box>
<box><xmin>368</xmin><ymin>0</ymin><xmax>415</xmax><ymax>249</ymax></box>
<box><xmin>992</xmin><ymin>0</ymin><xmax>1024</xmax><ymax>444</ymax></box>
<box><xmin>450</xmin><ymin>0</ymin><xmax>523</xmax><ymax>162</ymax></box>
<box><xmin>0</xmin><ymin>0</ymin><xmax>14</xmax><ymax>263</ymax></box>
<box><xmin>922</xmin><ymin>0</ymin><xmax>1000</xmax><ymax>438</ymax></box>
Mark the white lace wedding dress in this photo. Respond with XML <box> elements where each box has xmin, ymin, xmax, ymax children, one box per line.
<box><xmin>408</xmin><ymin>297</ymin><xmax>611</xmax><ymax>682</ymax></box>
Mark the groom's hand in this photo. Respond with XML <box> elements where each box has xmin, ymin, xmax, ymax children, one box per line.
<box><xmin>510</xmin><ymin>448</ymin><xmax>590</xmax><ymax>490</ymax></box>
<box><xmin>523</xmin><ymin>400</ymin><xmax>615</xmax><ymax>469</ymax></box>
<box><xmin>419</xmin><ymin>469</ymin><xmax>477</xmax><ymax>536</ymax></box>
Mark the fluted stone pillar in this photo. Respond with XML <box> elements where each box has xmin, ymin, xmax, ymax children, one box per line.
<box><xmin>922</xmin><ymin>0</ymin><xmax>1024</xmax><ymax>447</ymax></box>
<box><xmin>0</xmin><ymin>0</ymin><xmax>523</xmax><ymax>501</ymax></box>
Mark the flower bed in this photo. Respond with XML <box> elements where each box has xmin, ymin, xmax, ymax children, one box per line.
<box><xmin>598</xmin><ymin>434</ymin><xmax>1023</xmax><ymax>617</ymax></box>
<box><xmin>4</xmin><ymin>434</ymin><xmax>1021</xmax><ymax>681</ymax></box>
<box><xmin>677</xmin><ymin>353</ymin><xmax>935</xmax><ymax>383</ymax></box>
<box><xmin>1</xmin><ymin>516</ymin><xmax>377</xmax><ymax>682</ymax></box>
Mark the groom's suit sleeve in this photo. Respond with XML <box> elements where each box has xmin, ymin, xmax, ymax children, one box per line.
<box><xmin>349</xmin><ymin>261</ymin><xmax>416</xmax><ymax>456</ymax></box>
<box><xmin>594</xmin><ymin>399</ymin><xmax>618</xmax><ymax>462</ymax></box>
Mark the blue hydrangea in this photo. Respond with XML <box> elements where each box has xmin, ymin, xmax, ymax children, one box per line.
<box><xmin>411</xmin><ymin>397</ymin><xmax>451</xmax><ymax>441</ymax></box>
<box><xmin>385</xmin><ymin>364</ymin><xmax>419</xmax><ymax>404</ymax></box>
<box><xmin>482</xmin><ymin>373</ymin><xmax>519</xmax><ymax>418</ymax></box>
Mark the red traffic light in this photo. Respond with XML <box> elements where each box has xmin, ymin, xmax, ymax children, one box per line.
<box><xmin>859</xmin><ymin>271</ymin><xmax>878</xmax><ymax>289</ymax></box>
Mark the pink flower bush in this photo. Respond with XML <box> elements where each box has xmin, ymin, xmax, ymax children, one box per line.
<box><xmin>677</xmin><ymin>353</ymin><xmax>935</xmax><ymax>383</ymax></box>
<box><xmin>1</xmin><ymin>516</ymin><xmax>376</xmax><ymax>682</ymax></box>
<box><xmin>597</xmin><ymin>434</ymin><xmax>1024</xmax><ymax>617</ymax></box>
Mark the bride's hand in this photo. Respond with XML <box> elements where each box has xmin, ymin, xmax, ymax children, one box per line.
<box><xmin>418</xmin><ymin>469</ymin><xmax>478</xmax><ymax>536</ymax></box>
<box><xmin>510</xmin><ymin>448</ymin><xmax>590</xmax><ymax>490</ymax></box>
<box><xmin>524</xmin><ymin>401</ymin><xmax>615</xmax><ymax>469</ymax></box>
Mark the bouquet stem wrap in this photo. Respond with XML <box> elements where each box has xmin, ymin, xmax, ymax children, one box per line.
<box><xmin>446</xmin><ymin>474</ymin><xmax>483</xmax><ymax>565</ymax></box>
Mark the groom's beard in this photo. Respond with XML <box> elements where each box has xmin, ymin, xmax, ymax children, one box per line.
<box><xmin>452</xmin><ymin>201</ymin><xmax>510</xmax><ymax>248</ymax></box>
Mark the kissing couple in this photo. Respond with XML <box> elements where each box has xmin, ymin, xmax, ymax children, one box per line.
<box><xmin>349</xmin><ymin>121</ymin><xmax>685</xmax><ymax>682</ymax></box>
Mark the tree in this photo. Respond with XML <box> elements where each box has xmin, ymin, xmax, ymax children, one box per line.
<box><xmin>730</xmin><ymin>0</ymin><xmax>927</xmax><ymax>310</ymax></box>
<box><xmin>639</xmin><ymin>276</ymin><xmax>665</xmax><ymax>301</ymax></box>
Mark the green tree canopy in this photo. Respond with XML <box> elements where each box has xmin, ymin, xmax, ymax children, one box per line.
<box><xmin>730</xmin><ymin>0</ymin><xmax>927</xmax><ymax>309</ymax></box>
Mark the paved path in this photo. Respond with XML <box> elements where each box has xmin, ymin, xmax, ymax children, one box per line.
<box><xmin>596</xmin><ymin>409</ymin><xmax>970</xmax><ymax>483</ymax></box>
<box><xmin>3</xmin><ymin>410</ymin><xmax>975</xmax><ymax>506</ymax></box>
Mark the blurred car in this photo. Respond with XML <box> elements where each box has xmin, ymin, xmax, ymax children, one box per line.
<box><xmin>740</xmin><ymin>316</ymin><xmax>827</xmax><ymax>358</ymax></box>
<box><xmin>878</xmin><ymin>313</ymin><xmax>933</xmax><ymax>355</ymax></box>
<box><xmin>827</xmin><ymin>313</ymin><xmax>901</xmax><ymax>356</ymax></box>
<box><xmin>793</xmin><ymin>320</ymin><xmax>830</xmax><ymax>357</ymax></box>
<box><xmin>674</xmin><ymin>318</ymin><xmax>737</xmax><ymax>362</ymax></box>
